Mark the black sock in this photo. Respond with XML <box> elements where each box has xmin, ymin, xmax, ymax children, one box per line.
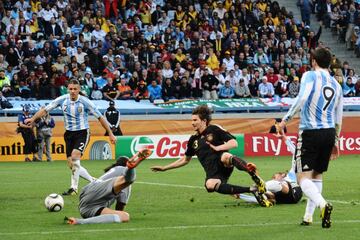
<box><xmin>231</xmin><ymin>156</ymin><xmax>249</xmax><ymax>172</ymax></box>
<box><xmin>216</xmin><ymin>183</ymin><xmax>250</xmax><ymax>194</ymax></box>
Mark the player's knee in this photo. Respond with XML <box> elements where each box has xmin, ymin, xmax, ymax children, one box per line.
<box><xmin>71</xmin><ymin>150</ymin><xmax>81</xmax><ymax>160</ymax></box>
<box><xmin>220</xmin><ymin>152</ymin><xmax>232</xmax><ymax>167</ymax></box>
<box><xmin>205</xmin><ymin>179</ymin><xmax>220</xmax><ymax>192</ymax></box>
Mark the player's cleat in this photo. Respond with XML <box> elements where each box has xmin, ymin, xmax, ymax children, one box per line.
<box><xmin>252</xmin><ymin>190</ymin><xmax>273</xmax><ymax>207</ymax></box>
<box><xmin>126</xmin><ymin>148</ymin><xmax>152</xmax><ymax>169</ymax></box>
<box><xmin>321</xmin><ymin>202</ymin><xmax>333</xmax><ymax>228</ymax></box>
<box><xmin>64</xmin><ymin>216</ymin><xmax>77</xmax><ymax>225</ymax></box>
<box><xmin>300</xmin><ymin>220</ymin><xmax>312</xmax><ymax>226</ymax></box>
<box><xmin>248</xmin><ymin>169</ymin><xmax>266</xmax><ymax>194</ymax></box>
<box><xmin>62</xmin><ymin>188</ymin><xmax>78</xmax><ymax>196</ymax></box>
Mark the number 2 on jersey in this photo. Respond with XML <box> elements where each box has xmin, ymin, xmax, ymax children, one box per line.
<box><xmin>322</xmin><ymin>86</ymin><xmax>335</xmax><ymax>111</ymax></box>
<box><xmin>78</xmin><ymin>142</ymin><xmax>85</xmax><ymax>151</ymax></box>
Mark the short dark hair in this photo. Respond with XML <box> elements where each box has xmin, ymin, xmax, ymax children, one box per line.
<box><xmin>312</xmin><ymin>48</ymin><xmax>332</xmax><ymax>68</ymax></box>
<box><xmin>69</xmin><ymin>79</ymin><xmax>80</xmax><ymax>85</ymax></box>
<box><xmin>192</xmin><ymin>105</ymin><xmax>212</xmax><ymax>125</ymax></box>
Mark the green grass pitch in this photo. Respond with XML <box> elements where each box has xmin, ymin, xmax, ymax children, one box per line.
<box><xmin>0</xmin><ymin>155</ymin><xmax>360</xmax><ymax>240</ymax></box>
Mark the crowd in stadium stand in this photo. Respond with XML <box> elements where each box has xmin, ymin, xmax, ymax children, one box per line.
<box><xmin>0</xmin><ymin>0</ymin><xmax>360</xmax><ymax>105</ymax></box>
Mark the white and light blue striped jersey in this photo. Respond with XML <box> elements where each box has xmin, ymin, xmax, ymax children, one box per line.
<box><xmin>45</xmin><ymin>94</ymin><xmax>102</xmax><ymax>131</ymax></box>
<box><xmin>283</xmin><ymin>69</ymin><xmax>343</xmax><ymax>130</ymax></box>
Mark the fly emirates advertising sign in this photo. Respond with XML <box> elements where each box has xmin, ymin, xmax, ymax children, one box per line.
<box><xmin>245</xmin><ymin>133</ymin><xmax>360</xmax><ymax>156</ymax></box>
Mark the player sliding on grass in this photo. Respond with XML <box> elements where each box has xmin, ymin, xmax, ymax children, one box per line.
<box><xmin>235</xmin><ymin>128</ymin><xmax>302</xmax><ymax>205</ymax></box>
<box><xmin>25</xmin><ymin>79</ymin><xmax>116</xmax><ymax>196</ymax></box>
<box><xmin>65</xmin><ymin>149</ymin><xmax>151</xmax><ymax>225</ymax></box>
<box><xmin>151</xmin><ymin>105</ymin><xmax>272</xmax><ymax>207</ymax></box>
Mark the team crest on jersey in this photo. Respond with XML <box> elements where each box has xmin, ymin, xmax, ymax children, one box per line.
<box><xmin>206</xmin><ymin>133</ymin><xmax>214</xmax><ymax>142</ymax></box>
<box><xmin>77</xmin><ymin>106</ymin><xmax>82</xmax><ymax>113</ymax></box>
<box><xmin>193</xmin><ymin>140</ymin><xmax>199</xmax><ymax>149</ymax></box>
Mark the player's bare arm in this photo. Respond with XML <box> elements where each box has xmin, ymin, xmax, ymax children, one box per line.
<box><xmin>207</xmin><ymin>139</ymin><xmax>238</xmax><ymax>152</ymax></box>
<box><xmin>24</xmin><ymin>108</ymin><xmax>47</xmax><ymax>125</ymax></box>
<box><xmin>98</xmin><ymin>116</ymin><xmax>116</xmax><ymax>144</ymax></box>
<box><xmin>151</xmin><ymin>155</ymin><xmax>192</xmax><ymax>172</ymax></box>
<box><xmin>330</xmin><ymin>123</ymin><xmax>342</xmax><ymax>160</ymax></box>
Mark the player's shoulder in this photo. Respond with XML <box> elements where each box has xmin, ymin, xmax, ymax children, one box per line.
<box><xmin>188</xmin><ymin>132</ymin><xmax>200</xmax><ymax>140</ymax></box>
<box><xmin>79</xmin><ymin>95</ymin><xmax>93</xmax><ymax>104</ymax></box>
<box><xmin>207</xmin><ymin>124</ymin><xmax>227</xmax><ymax>132</ymax></box>
<box><xmin>302</xmin><ymin>70</ymin><xmax>316</xmax><ymax>82</ymax></box>
<box><xmin>330</xmin><ymin>76</ymin><xmax>342</xmax><ymax>90</ymax></box>
<box><xmin>52</xmin><ymin>94</ymin><xmax>68</xmax><ymax>104</ymax></box>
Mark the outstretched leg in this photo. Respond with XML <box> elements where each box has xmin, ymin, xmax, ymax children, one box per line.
<box><xmin>221</xmin><ymin>153</ymin><xmax>266</xmax><ymax>194</ymax></box>
<box><xmin>65</xmin><ymin>213</ymin><xmax>124</xmax><ymax>225</ymax></box>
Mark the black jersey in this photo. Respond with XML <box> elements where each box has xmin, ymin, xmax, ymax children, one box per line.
<box><xmin>185</xmin><ymin>124</ymin><xmax>236</xmax><ymax>179</ymax></box>
<box><xmin>274</xmin><ymin>182</ymin><xmax>302</xmax><ymax>204</ymax></box>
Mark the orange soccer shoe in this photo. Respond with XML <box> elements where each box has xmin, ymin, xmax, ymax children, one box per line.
<box><xmin>126</xmin><ymin>148</ymin><xmax>152</xmax><ymax>169</ymax></box>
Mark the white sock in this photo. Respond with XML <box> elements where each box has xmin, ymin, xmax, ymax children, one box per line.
<box><xmin>239</xmin><ymin>194</ymin><xmax>258</xmax><ymax>203</ymax></box>
<box><xmin>75</xmin><ymin>214</ymin><xmax>121</xmax><ymax>224</ymax></box>
<box><xmin>313</xmin><ymin>179</ymin><xmax>323</xmax><ymax>193</ymax></box>
<box><xmin>79</xmin><ymin>165</ymin><xmax>94</xmax><ymax>182</ymax></box>
<box><xmin>70</xmin><ymin>159</ymin><xmax>80</xmax><ymax>190</ymax></box>
<box><xmin>303</xmin><ymin>179</ymin><xmax>323</xmax><ymax>221</ymax></box>
<box><xmin>300</xmin><ymin>178</ymin><xmax>326</xmax><ymax>209</ymax></box>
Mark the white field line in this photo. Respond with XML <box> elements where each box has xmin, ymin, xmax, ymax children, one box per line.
<box><xmin>0</xmin><ymin>181</ymin><xmax>356</xmax><ymax>205</ymax></box>
<box><xmin>135</xmin><ymin>181</ymin><xmax>357</xmax><ymax>205</ymax></box>
<box><xmin>1</xmin><ymin>220</ymin><xmax>360</xmax><ymax>236</ymax></box>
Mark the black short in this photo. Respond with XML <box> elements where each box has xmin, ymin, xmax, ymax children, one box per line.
<box><xmin>291</xmin><ymin>186</ymin><xmax>303</xmax><ymax>203</ymax></box>
<box><xmin>274</xmin><ymin>183</ymin><xmax>302</xmax><ymax>204</ymax></box>
<box><xmin>204</xmin><ymin>161</ymin><xmax>234</xmax><ymax>183</ymax></box>
<box><xmin>64</xmin><ymin>129</ymin><xmax>90</xmax><ymax>157</ymax></box>
<box><xmin>295</xmin><ymin>128</ymin><xmax>335</xmax><ymax>174</ymax></box>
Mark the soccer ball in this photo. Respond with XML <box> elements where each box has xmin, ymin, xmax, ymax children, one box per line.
<box><xmin>44</xmin><ymin>193</ymin><xmax>64</xmax><ymax>212</ymax></box>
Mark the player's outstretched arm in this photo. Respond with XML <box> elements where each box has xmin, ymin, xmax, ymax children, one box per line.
<box><xmin>24</xmin><ymin>108</ymin><xmax>47</xmax><ymax>126</ymax></box>
<box><xmin>98</xmin><ymin>116</ymin><xmax>116</xmax><ymax>144</ymax></box>
<box><xmin>151</xmin><ymin>156</ymin><xmax>192</xmax><ymax>172</ymax></box>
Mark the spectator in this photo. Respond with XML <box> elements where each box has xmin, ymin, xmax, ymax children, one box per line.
<box><xmin>0</xmin><ymin>91</ymin><xmax>13</xmax><ymax>109</ymax></box>
<box><xmin>219</xmin><ymin>80</ymin><xmax>235</xmax><ymax>99</ymax></box>
<box><xmin>178</xmin><ymin>77</ymin><xmax>192</xmax><ymax>99</ymax></box>
<box><xmin>96</xmin><ymin>72</ymin><xmax>108</xmax><ymax>90</ymax></box>
<box><xmin>45</xmin><ymin>17</ymin><xmax>62</xmax><ymax>39</ymax></box>
<box><xmin>275</xmin><ymin>76</ymin><xmax>289</xmax><ymax>98</ymax></box>
<box><xmin>147</xmin><ymin>80</ymin><xmax>162</xmax><ymax>103</ymax></box>
<box><xmin>288</xmin><ymin>76</ymin><xmax>300</xmax><ymax>98</ymax></box>
<box><xmin>201</xmin><ymin>68</ymin><xmax>219</xmax><ymax>100</ymax></box>
<box><xmin>297</xmin><ymin>0</ymin><xmax>312</xmax><ymax>25</ymax></box>
<box><xmin>258</xmin><ymin>76</ymin><xmax>275</xmax><ymax>98</ymax></box>
<box><xmin>222</xmin><ymin>51</ymin><xmax>235</xmax><ymax>72</ymax></box>
<box><xmin>0</xmin><ymin>69</ymin><xmax>10</xmax><ymax>89</ymax></box>
<box><xmin>36</xmin><ymin>111</ymin><xmax>55</xmax><ymax>162</ymax></box>
<box><xmin>162</xmin><ymin>78</ymin><xmax>177</xmax><ymax>102</ymax></box>
<box><xmin>134</xmin><ymin>80</ymin><xmax>149</xmax><ymax>102</ymax></box>
<box><xmin>248</xmin><ymin>78</ymin><xmax>259</xmax><ymax>97</ymax></box>
<box><xmin>102</xmin><ymin>78</ymin><xmax>119</xmax><ymax>101</ymax></box>
<box><xmin>355</xmin><ymin>78</ymin><xmax>360</xmax><ymax>96</ymax></box>
<box><xmin>117</xmin><ymin>77</ymin><xmax>133</xmax><ymax>100</ymax></box>
<box><xmin>235</xmin><ymin>79</ymin><xmax>251</xmax><ymax>98</ymax></box>
<box><xmin>343</xmin><ymin>77</ymin><xmax>356</xmax><ymax>97</ymax></box>
<box><xmin>206</xmin><ymin>48</ymin><xmax>220</xmax><ymax>70</ymax></box>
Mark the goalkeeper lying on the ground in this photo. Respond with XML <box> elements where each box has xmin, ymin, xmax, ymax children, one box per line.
<box><xmin>235</xmin><ymin>129</ymin><xmax>302</xmax><ymax>205</ymax></box>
